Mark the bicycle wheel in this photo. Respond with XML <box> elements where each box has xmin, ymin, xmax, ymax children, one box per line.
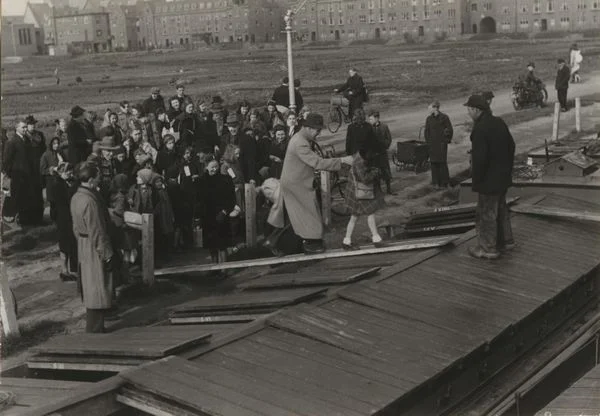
<box><xmin>330</xmin><ymin>177</ymin><xmax>350</xmax><ymax>216</ymax></box>
<box><xmin>328</xmin><ymin>107</ymin><xmax>342</xmax><ymax>133</ymax></box>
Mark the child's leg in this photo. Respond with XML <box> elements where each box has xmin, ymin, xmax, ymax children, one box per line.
<box><xmin>343</xmin><ymin>215</ymin><xmax>358</xmax><ymax>245</ymax></box>
<box><xmin>367</xmin><ymin>215</ymin><xmax>382</xmax><ymax>243</ymax></box>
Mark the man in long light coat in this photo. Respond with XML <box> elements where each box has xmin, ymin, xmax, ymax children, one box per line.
<box><xmin>70</xmin><ymin>162</ymin><xmax>115</xmax><ymax>333</ymax></box>
<box><xmin>280</xmin><ymin>113</ymin><xmax>353</xmax><ymax>254</ymax></box>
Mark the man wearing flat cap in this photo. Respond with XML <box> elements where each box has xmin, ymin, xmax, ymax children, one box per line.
<box><xmin>67</xmin><ymin>105</ymin><xmax>92</xmax><ymax>166</ymax></box>
<box><xmin>465</xmin><ymin>95</ymin><xmax>515</xmax><ymax>260</ymax></box>
<box><xmin>142</xmin><ymin>87</ymin><xmax>166</xmax><ymax>116</ymax></box>
<box><xmin>279</xmin><ymin>113</ymin><xmax>353</xmax><ymax>254</ymax></box>
<box><xmin>334</xmin><ymin>68</ymin><xmax>368</xmax><ymax>120</ymax></box>
<box><xmin>424</xmin><ymin>101</ymin><xmax>453</xmax><ymax>188</ymax></box>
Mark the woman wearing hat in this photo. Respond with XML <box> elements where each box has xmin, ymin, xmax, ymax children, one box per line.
<box><xmin>40</xmin><ymin>137</ymin><xmax>66</xmax><ymax>221</ymax></box>
<box><xmin>67</xmin><ymin>105</ymin><xmax>92</xmax><ymax>165</ymax></box>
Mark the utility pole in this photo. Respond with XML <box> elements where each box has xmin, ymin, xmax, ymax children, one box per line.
<box><xmin>10</xmin><ymin>21</ymin><xmax>18</xmax><ymax>57</ymax></box>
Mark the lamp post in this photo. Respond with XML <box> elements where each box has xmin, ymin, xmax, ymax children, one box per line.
<box><xmin>284</xmin><ymin>10</ymin><xmax>296</xmax><ymax>112</ymax></box>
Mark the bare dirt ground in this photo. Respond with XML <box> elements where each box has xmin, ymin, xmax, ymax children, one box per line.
<box><xmin>2</xmin><ymin>40</ymin><xmax>599</xmax><ymax>370</ymax></box>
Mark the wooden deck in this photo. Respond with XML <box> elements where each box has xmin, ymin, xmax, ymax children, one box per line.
<box><xmin>536</xmin><ymin>364</ymin><xmax>600</xmax><ymax>416</ymax></box>
<box><xmin>0</xmin><ymin>378</ymin><xmax>90</xmax><ymax>416</ymax></box>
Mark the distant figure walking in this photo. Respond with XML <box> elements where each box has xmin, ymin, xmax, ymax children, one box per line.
<box><xmin>555</xmin><ymin>58</ymin><xmax>571</xmax><ymax>112</ymax></box>
<box><xmin>424</xmin><ymin>101</ymin><xmax>453</xmax><ymax>188</ymax></box>
<box><xmin>569</xmin><ymin>43</ymin><xmax>583</xmax><ymax>83</ymax></box>
<box><xmin>464</xmin><ymin>95</ymin><xmax>515</xmax><ymax>260</ymax></box>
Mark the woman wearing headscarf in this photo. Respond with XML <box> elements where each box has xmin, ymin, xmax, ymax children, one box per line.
<box><xmin>40</xmin><ymin>136</ymin><xmax>66</xmax><ymax>221</ymax></box>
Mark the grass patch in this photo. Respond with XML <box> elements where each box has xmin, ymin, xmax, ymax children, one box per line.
<box><xmin>1</xmin><ymin>320</ymin><xmax>67</xmax><ymax>358</ymax></box>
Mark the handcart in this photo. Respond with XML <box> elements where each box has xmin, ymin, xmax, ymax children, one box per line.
<box><xmin>391</xmin><ymin>126</ymin><xmax>430</xmax><ymax>173</ymax></box>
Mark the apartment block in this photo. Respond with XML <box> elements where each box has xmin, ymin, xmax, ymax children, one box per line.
<box><xmin>54</xmin><ymin>12</ymin><xmax>112</xmax><ymax>52</ymax></box>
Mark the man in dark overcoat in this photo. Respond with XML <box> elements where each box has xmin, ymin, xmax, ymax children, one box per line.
<box><xmin>465</xmin><ymin>95</ymin><xmax>516</xmax><ymax>260</ymax></box>
<box><xmin>70</xmin><ymin>162</ymin><xmax>115</xmax><ymax>333</ymax></box>
<box><xmin>335</xmin><ymin>68</ymin><xmax>367</xmax><ymax>120</ymax></box>
<box><xmin>368</xmin><ymin>110</ymin><xmax>394</xmax><ymax>194</ymax></box>
<box><xmin>25</xmin><ymin>115</ymin><xmax>46</xmax><ymax>223</ymax></box>
<box><xmin>142</xmin><ymin>87</ymin><xmax>166</xmax><ymax>116</ymax></box>
<box><xmin>555</xmin><ymin>58</ymin><xmax>570</xmax><ymax>112</ymax></box>
<box><xmin>67</xmin><ymin>105</ymin><xmax>92</xmax><ymax>165</ymax></box>
<box><xmin>424</xmin><ymin>101</ymin><xmax>453</xmax><ymax>188</ymax></box>
<box><xmin>2</xmin><ymin>121</ymin><xmax>42</xmax><ymax>226</ymax></box>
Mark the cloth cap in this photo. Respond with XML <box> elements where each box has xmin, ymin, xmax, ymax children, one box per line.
<box><xmin>151</xmin><ymin>87</ymin><xmax>160</xmax><ymax>94</ymax></box>
<box><xmin>527</xmin><ymin>62</ymin><xmax>535</xmax><ymax>68</ymax></box>
<box><xmin>137</xmin><ymin>168</ymin><xmax>153</xmax><ymax>184</ymax></box>
<box><xmin>226</xmin><ymin>113</ymin><xmax>239</xmax><ymax>125</ymax></box>
<box><xmin>463</xmin><ymin>95</ymin><xmax>490</xmax><ymax>111</ymax></box>
<box><xmin>98</xmin><ymin>136</ymin><xmax>120</xmax><ymax>151</ymax></box>
<box><xmin>430</xmin><ymin>100</ymin><xmax>440</xmax><ymax>109</ymax></box>
<box><xmin>25</xmin><ymin>115</ymin><xmax>38</xmax><ymax>124</ymax></box>
<box><xmin>70</xmin><ymin>105</ymin><xmax>86</xmax><ymax>117</ymax></box>
<box><xmin>302</xmin><ymin>113</ymin><xmax>325</xmax><ymax>130</ymax></box>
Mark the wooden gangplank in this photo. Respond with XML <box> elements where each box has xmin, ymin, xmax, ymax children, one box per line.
<box><xmin>155</xmin><ymin>235</ymin><xmax>458</xmax><ymax>276</ymax></box>
<box><xmin>535</xmin><ymin>364</ymin><xmax>600</xmax><ymax>416</ymax></box>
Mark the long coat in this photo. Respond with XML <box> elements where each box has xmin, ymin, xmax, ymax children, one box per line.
<box><xmin>199</xmin><ymin>173</ymin><xmax>237</xmax><ymax>250</ymax></box>
<box><xmin>70</xmin><ymin>186</ymin><xmax>114</xmax><ymax>310</ymax></box>
<box><xmin>424</xmin><ymin>112</ymin><xmax>453</xmax><ymax>163</ymax></box>
<box><xmin>555</xmin><ymin>65</ymin><xmax>570</xmax><ymax>90</ymax></box>
<box><xmin>470</xmin><ymin>111</ymin><xmax>515</xmax><ymax>195</ymax></box>
<box><xmin>345</xmin><ymin>122</ymin><xmax>377</xmax><ymax>156</ymax></box>
<box><xmin>39</xmin><ymin>149</ymin><xmax>65</xmax><ymax>202</ymax></box>
<box><xmin>66</xmin><ymin>119</ymin><xmax>90</xmax><ymax>165</ymax></box>
<box><xmin>372</xmin><ymin>122</ymin><xmax>392</xmax><ymax>180</ymax></box>
<box><xmin>280</xmin><ymin>130</ymin><xmax>342</xmax><ymax>239</ymax></box>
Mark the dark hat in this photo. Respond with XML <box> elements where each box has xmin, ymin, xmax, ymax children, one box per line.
<box><xmin>273</xmin><ymin>124</ymin><xmax>286</xmax><ymax>132</ymax></box>
<box><xmin>70</xmin><ymin>105</ymin><xmax>86</xmax><ymax>117</ymax></box>
<box><xmin>226</xmin><ymin>113</ymin><xmax>239</xmax><ymax>126</ymax></box>
<box><xmin>25</xmin><ymin>115</ymin><xmax>38</xmax><ymax>124</ymax></box>
<box><xmin>527</xmin><ymin>62</ymin><xmax>535</xmax><ymax>68</ymax></box>
<box><xmin>430</xmin><ymin>100</ymin><xmax>441</xmax><ymax>108</ymax></box>
<box><xmin>368</xmin><ymin>110</ymin><xmax>380</xmax><ymax>118</ymax></box>
<box><xmin>267</xmin><ymin>99</ymin><xmax>277</xmax><ymax>107</ymax></box>
<box><xmin>463</xmin><ymin>95</ymin><xmax>490</xmax><ymax>111</ymax></box>
<box><xmin>282</xmin><ymin>76</ymin><xmax>289</xmax><ymax>84</ymax></box>
<box><xmin>302</xmin><ymin>113</ymin><xmax>325</xmax><ymax>130</ymax></box>
<box><xmin>557</xmin><ymin>58</ymin><xmax>565</xmax><ymax>64</ymax></box>
<box><xmin>98</xmin><ymin>136</ymin><xmax>120</xmax><ymax>151</ymax></box>
<box><xmin>151</xmin><ymin>87</ymin><xmax>160</xmax><ymax>94</ymax></box>
<box><xmin>294</xmin><ymin>78</ymin><xmax>301</xmax><ymax>87</ymax></box>
<box><xmin>211</xmin><ymin>95</ymin><xmax>224</xmax><ymax>104</ymax></box>
<box><xmin>481</xmin><ymin>90</ymin><xmax>495</xmax><ymax>100</ymax></box>
<box><xmin>175</xmin><ymin>83</ymin><xmax>185</xmax><ymax>89</ymax></box>
<box><xmin>163</xmin><ymin>134</ymin><xmax>175</xmax><ymax>144</ymax></box>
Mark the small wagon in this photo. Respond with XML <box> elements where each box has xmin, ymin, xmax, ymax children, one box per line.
<box><xmin>392</xmin><ymin>127</ymin><xmax>430</xmax><ymax>173</ymax></box>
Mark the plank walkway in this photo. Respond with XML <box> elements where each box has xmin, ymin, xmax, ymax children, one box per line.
<box><xmin>536</xmin><ymin>364</ymin><xmax>600</xmax><ymax>416</ymax></box>
<box><xmin>0</xmin><ymin>378</ymin><xmax>90</xmax><ymax>416</ymax></box>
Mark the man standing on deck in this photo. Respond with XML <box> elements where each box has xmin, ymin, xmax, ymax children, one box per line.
<box><xmin>465</xmin><ymin>95</ymin><xmax>516</xmax><ymax>260</ymax></box>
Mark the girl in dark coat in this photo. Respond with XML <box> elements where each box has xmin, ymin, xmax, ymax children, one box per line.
<box><xmin>40</xmin><ymin>137</ymin><xmax>66</xmax><ymax>220</ymax></box>
<box><xmin>342</xmin><ymin>148</ymin><xmax>385</xmax><ymax>250</ymax></box>
<box><xmin>53</xmin><ymin>162</ymin><xmax>78</xmax><ymax>280</ymax></box>
<box><xmin>199</xmin><ymin>159</ymin><xmax>238</xmax><ymax>263</ymax></box>
<box><xmin>345</xmin><ymin>108</ymin><xmax>377</xmax><ymax>156</ymax></box>
<box><xmin>176</xmin><ymin>102</ymin><xmax>203</xmax><ymax>151</ymax></box>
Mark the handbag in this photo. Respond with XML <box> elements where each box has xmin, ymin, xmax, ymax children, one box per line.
<box><xmin>352</xmin><ymin>169</ymin><xmax>374</xmax><ymax>200</ymax></box>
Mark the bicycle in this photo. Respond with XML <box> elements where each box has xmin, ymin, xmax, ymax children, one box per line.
<box><xmin>327</xmin><ymin>94</ymin><xmax>352</xmax><ymax>134</ymax></box>
<box><xmin>311</xmin><ymin>141</ymin><xmax>350</xmax><ymax>216</ymax></box>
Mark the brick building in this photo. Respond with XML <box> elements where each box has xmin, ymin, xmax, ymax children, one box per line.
<box><xmin>139</xmin><ymin>0</ymin><xmax>284</xmax><ymax>48</ymax></box>
<box><xmin>1</xmin><ymin>16</ymin><xmax>41</xmax><ymax>57</ymax></box>
<box><xmin>107</xmin><ymin>4</ymin><xmax>141</xmax><ymax>50</ymax></box>
<box><xmin>54</xmin><ymin>12</ymin><xmax>112</xmax><ymax>53</ymax></box>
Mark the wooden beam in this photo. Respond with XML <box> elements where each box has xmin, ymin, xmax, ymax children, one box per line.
<box><xmin>141</xmin><ymin>213</ymin><xmax>154</xmax><ymax>287</ymax></box>
<box><xmin>510</xmin><ymin>204</ymin><xmax>600</xmax><ymax>223</ymax></box>
<box><xmin>0</xmin><ymin>261</ymin><xmax>19</xmax><ymax>337</ymax></box>
<box><xmin>244</xmin><ymin>183</ymin><xmax>257</xmax><ymax>248</ymax></box>
<box><xmin>155</xmin><ymin>236</ymin><xmax>458</xmax><ymax>276</ymax></box>
<box><xmin>27</xmin><ymin>361</ymin><xmax>135</xmax><ymax>372</ymax></box>
<box><xmin>551</xmin><ymin>101</ymin><xmax>561</xmax><ymax>142</ymax></box>
<box><xmin>575</xmin><ymin>97</ymin><xmax>581</xmax><ymax>133</ymax></box>
<box><xmin>320</xmin><ymin>170</ymin><xmax>332</xmax><ymax>228</ymax></box>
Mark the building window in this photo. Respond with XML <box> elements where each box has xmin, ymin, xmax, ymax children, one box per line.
<box><xmin>347</xmin><ymin>4</ymin><xmax>354</xmax><ymax>9</ymax></box>
<box><xmin>471</xmin><ymin>3</ymin><xmax>477</xmax><ymax>11</ymax></box>
<box><xmin>483</xmin><ymin>2</ymin><xmax>492</xmax><ymax>11</ymax></box>
<box><xmin>592</xmin><ymin>1</ymin><xmax>599</xmax><ymax>9</ymax></box>
<box><xmin>533</xmin><ymin>0</ymin><xmax>540</xmax><ymax>13</ymax></box>
<box><xmin>561</xmin><ymin>2</ymin><xmax>568</xmax><ymax>11</ymax></box>
<box><xmin>547</xmin><ymin>1</ymin><xmax>554</xmax><ymax>12</ymax></box>
<box><xmin>97</xmin><ymin>30</ymin><xmax>103</xmax><ymax>36</ymax></box>
<box><xmin>359</xmin><ymin>15</ymin><xmax>366</xmax><ymax>22</ymax></box>
<box><xmin>448</xmin><ymin>9</ymin><xmax>455</xmax><ymax>17</ymax></box>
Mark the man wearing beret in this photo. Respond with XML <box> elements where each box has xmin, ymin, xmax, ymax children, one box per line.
<box><xmin>67</xmin><ymin>105</ymin><xmax>92</xmax><ymax>165</ymax></box>
<box><xmin>279</xmin><ymin>113</ymin><xmax>353</xmax><ymax>254</ymax></box>
<box><xmin>465</xmin><ymin>95</ymin><xmax>516</xmax><ymax>260</ymax></box>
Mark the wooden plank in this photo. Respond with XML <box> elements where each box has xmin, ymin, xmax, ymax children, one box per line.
<box><xmin>0</xmin><ymin>261</ymin><xmax>19</xmax><ymax>336</ymax></box>
<box><xmin>32</xmin><ymin>327</ymin><xmax>212</xmax><ymax>358</ymax></box>
<box><xmin>238</xmin><ymin>267</ymin><xmax>381</xmax><ymax>290</ymax></box>
<box><xmin>510</xmin><ymin>204</ymin><xmax>600</xmax><ymax>223</ymax></box>
<box><xmin>171</xmin><ymin>288</ymin><xmax>327</xmax><ymax>313</ymax></box>
<box><xmin>155</xmin><ymin>235</ymin><xmax>458</xmax><ymax>275</ymax></box>
<box><xmin>142</xmin><ymin>213</ymin><xmax>155</xmax><ymax>286</ymax></box>
<box><xmin>405</xmin><ymin>221</ymin><xmax>475</xmax><ymax>235</ymax></box>
<box><xmin>0</xmin><ymin>378</ymin><xmax>89</xmax><ymax>390</ymax></box>
<box><xmin>170</xmin><ymin>313</ymin><xmax>267</xmax><ymax>325</ymax></box>
<box><xmin>26</xmin><ymin>361</ymin><xmax>136</xmax><ymax>372</ymax></box>
<box><xmin>245</xmin><ymin>183</ymin><xmax>257</xmax><ymax>248</ymax></box>
<box><xmin>117</xmin><ymin>387</ymin><xmax>203</xmax><ymax>416</ymax></box>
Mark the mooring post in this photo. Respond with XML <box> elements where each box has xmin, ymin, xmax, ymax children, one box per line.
<box><xmin>245</xmin><ymin>183</ymin><xmax>257</xmax><ymax>248</ymax></box>
<box><xmin>320</xmin><ymin>171</ymin><xmax>332</xmax><ymax>228</ymax></box>
<box><xmin>141</xmin><ymin>213</ymin><xmax>154</xmax><ymax>287</ymax></box>
<box><xmin>551</xmin><ymin>102</ymin><xmax>560</xmax><ymax>142</ymax></box>
<box><xmin>0</xmin><ymin>261</ymin><xmax>19</xmax><ymax>337</ymax></box>
<box><xmin>575</xmin><ymin>97</ymin><xmax>581</xmax><ymax>132</ymax></box>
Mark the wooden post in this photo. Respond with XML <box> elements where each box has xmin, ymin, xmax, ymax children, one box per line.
<box><xmin>551</xmin><ymin>102</ymin><xmax>560</xmax><ymax>142</ymax></box>
<box><xmin>320</xmin><ymin>171</ymin><xmax>331</xmax><ymax>228</ymax></box>
<box><xmin>141</xmin><ymin>213</ymin><xmax>154</xmax><ymax>287</ymax></box>
<box><xmin>575</xmin><ymin>97</ymin><xmax>581</xmax><ymax>132</ymax></box>
<box><xmin>244</xmin><ymin>183</ymin><xmax>257</xmax><ymax>248</ymax></box>
<box><xmin>0</xmin><ymin>261</ymin><xmax>19</xmax><ymax>337</ymax></box>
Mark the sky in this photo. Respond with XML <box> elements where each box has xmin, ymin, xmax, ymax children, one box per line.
<box><xmin>2</xmin><ymin>0</ymin><xmax>36</xmax><ymax>17</ymax></box>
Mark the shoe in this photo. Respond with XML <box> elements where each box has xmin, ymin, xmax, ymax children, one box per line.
<box><xmin>104</xmin><ymin>309</ymin><xmax>121</xmax><ymax>321</ymax></box>
<box><xmin>561</xmin><ymin>108</ymin><xmax>568</xmax><ymax>112</ymax></box>
<box><xmin>373</xmin><ymin>241</ymin><xmax>388</xmax><ymax>249</ymax></box>
<box><xmin>303</xmin><ymin>240</ymin><xmax>326</xmax><ymax>255</ymax></box>
<box><xmin>342</xmin><ymin>242</ymin><xmax>360</xmax><ymax>251</ymax></box>
<box><xmin>59</xmin><ymin>272</ymin><xmax>77</xmax><ymax>282</ymax></box>
<box><xmin>499</xmin><ymin>242</ymin><xmax>516</xmax><ymax>252</ymax></box>
<box><xmin>270</xmin><ymin>247</ymin><xmax>285</xmax><ymax>257</ymax></box>
<box><xmin>468</xmin><ymin>245</ymin><xmax>500</xmax><ymax>260</ymax></box>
